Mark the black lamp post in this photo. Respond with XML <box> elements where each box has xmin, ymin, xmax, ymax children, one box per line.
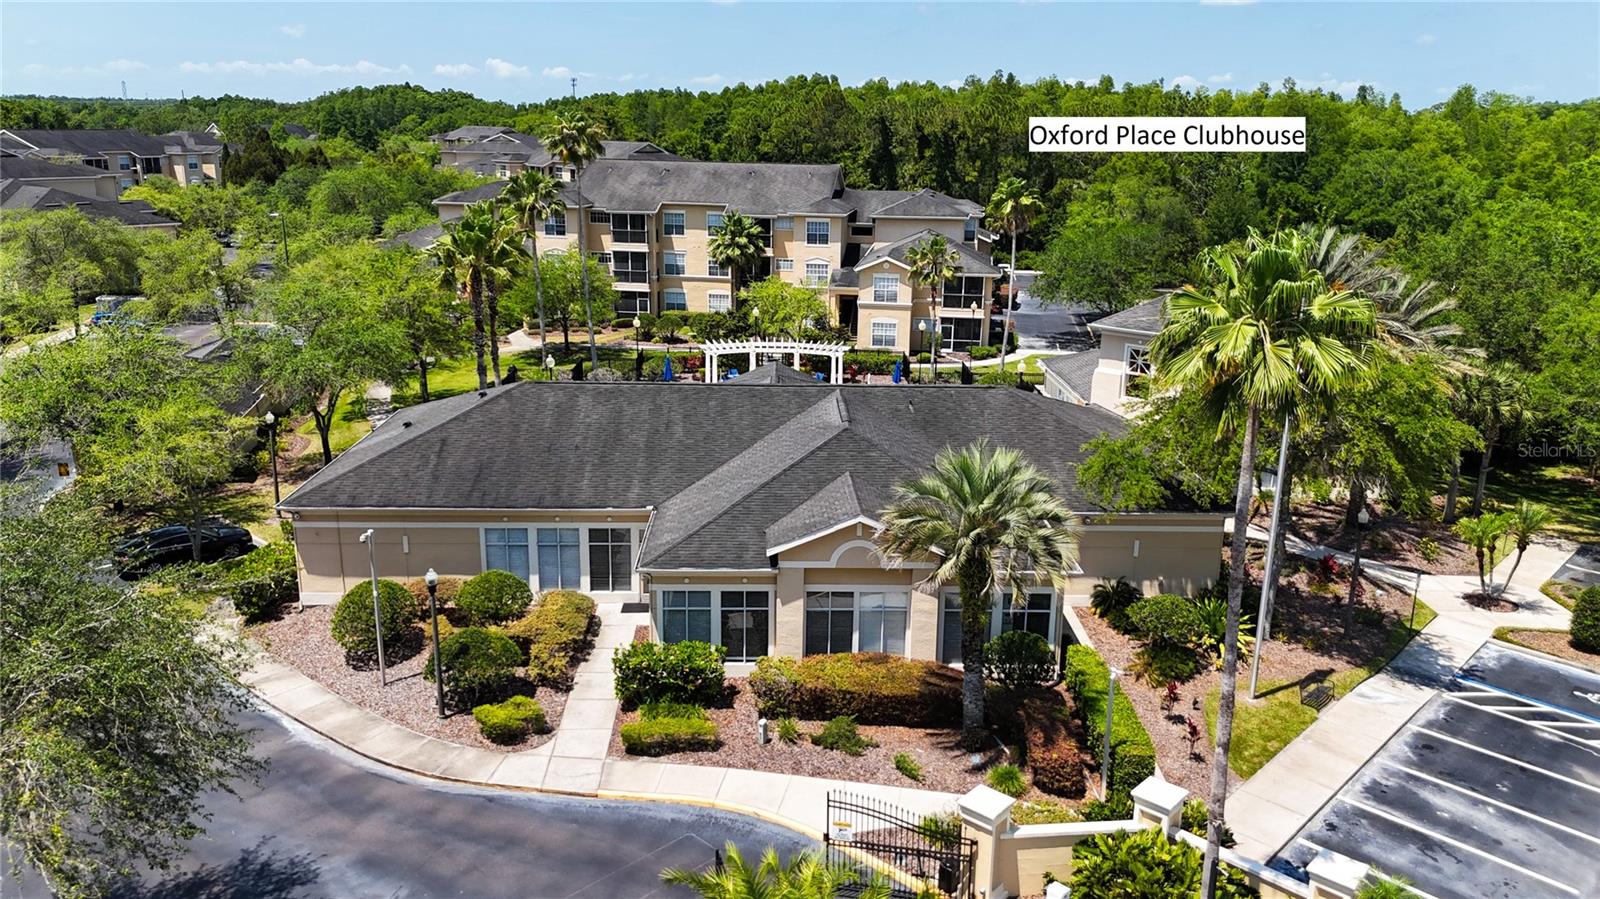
<box><xmin>263</xmin><ymin>410</ymin><xmax>280</xmax><ymax>509</ymax></box>
<box><xmin>425</xmin><ymin>568</ymin><xmax>446</xmax><ymax>718</ymax></box>
<box><xmin>632</xmin><ymin>316</ymin><xmax>642</xmax><ymax>380</ymax></box>
<box><xmin>1347</xmin><ymin>506</ymin><xmax>1371</xmax><ymax>608</ymax></box>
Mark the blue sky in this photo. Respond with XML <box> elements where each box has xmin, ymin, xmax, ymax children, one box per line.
<box><xmin>4</xmin><ymin>2</ymin><xmax>1597</xmax><ymax>108</ymax></box>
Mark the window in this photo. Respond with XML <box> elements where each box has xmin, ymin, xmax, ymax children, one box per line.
<box><xmin>775</xmin><ymin>216</ymin><xmax>794</xmax><ymax>231</ymax></box>
<box><xmin>589</xmin><ymin>210</ymin><xmax>610</xmax><ymax>224</ymax></box>
<box><xmin>805</xmin><ymin>219</ymin><xmax>830</xmax><ymax>246</ymax></box>
<box><xmin>141</xmin><ymin>157</ymin><xmax>163</xmax><ymax>175</ymax></box>
<box><xmin>850</xmin><ymin>222</ymin><xmax>875</xmax><ymax>238</ymax></box>
<box><xmin>776</xmin><ymin>258</ymin><xmax>794</xmax><ymax>273</ymax></box>
<box><xmin>484</xmin><ymin>528</ymin><xmax>531</xmax><ymax>584</ymax></box>
<box><xmin>85</xmin><ymin>158</ymin><xmax>108</xmax><ymax>170</ymax></box>
<box><xmin>707</xmin><ymin>259</ymin><xmax>729</xmax><ymax>277</ymax></box>
<box><xmin>1000</xmin><ymin>591</ymin><xmax>1053</xmax><ymax>640</ymax></box>
<box><xmin>118</xmin><ymin>178</ymin><xmax>134</xmax><ymax>189</ymax></box>
<box><xmin>939</xmin><ymin>591</ymin><xmax>963</xmax><ymax>664</ymax></box>
<box><xmin>662</xmin><ymin>211</ymin><xmax>685</xmax><ymax>236</ymax></box>
<box><xmin>661</xmin><ymin>590</ymin><xmax>712</xmax><ymax>644</ymax></box>
<box><xmin>943</xmin><ymin>275</ymin><xmax>985</xmax><ymax>309</ymax></box>
<box><xmin>663</xmin><ymin>251</ymin><xmax>686</xmax><ymax>275</ymax></box>
<box><xmin>614</xmin><ymin>291</ymin><xmax>649</xmax><ymax>316</ymax></box>
<box><xmin>495</xmin><ymin>164</ymin><xmax>512</xmax><ymax>179</ymax></box>
<box><xmin>543</xmin><ymin>209</ymin><xmax>567</xmax><ymax>236</ymax></box>
<box><xmin>720</xmin><ymin>590</ymin><xmax>770</xmax><ymax>662</ymax></box>
<box><xmin>708</xmin><ymin>291</ymin><xmax>732</xmax><ymax>313</ymax></box>
<box><xmin>706</xmin><ymin>212</ymin><xmax>725</xmax><ymax>231</ymax></box>
<box><xmin>964</xmin><ymin>218</ymin><xmax>977</xmax><ymax>242</ymax></box>
<box><xmin>804</xmin><ymin>592</ymin><xmax>855</xmax><ymax>655</ymax></box>
<box><xmin>664</xmin><ymin>289</ymin><xmax>687</xmax><ymax>311</ymax></box>
<box><xmin>612</xmin><ymin>251</ymin><xmax>647</xmax><ymax>284</ymax></box>
<box><xmin>1124</xmin><ymin>345</ymin><xmax>1153</xmax><ymax>397</ymax></box>
<box><xmin>870</xmin><ymin>319</ymin><xmax>898</xmax><ymax>349</ymax></box>
<box><xmin>804</xmin><ymin>260</ymin><xmax>830</xmax><ymax>286</ymax></box>
<box><xmin>611</xmin><ymin>213</ymin><xmax>646</xmax><ymax>244</ymax></box>
<box><xmin>118</xmin><ymin>155</ymin><xmax>132</xmax><ymax>170</ymax></box>
<box><xmin>588</xmin><ymin>528</ymin><xmax>632</xmax><ymax>592</ymax></box>
<box><xmin>186</xmin><ymin>154</ymin><xmax>199</xmax><ymax>170</ymax></box>
<box><xmin>872</xmin><ymin>274</ymin><xmax>900</xmax><ymax>303</ymax></box>
<box><xmin>535</xmin><ymin>528</ymin><xmax>580</xmax><ymax>590</ymax></box>
<box><xmin>592</xmin><ymin>251</ymin><xmax>613</xmax><ymax>271</ymax></box>
<box><xmin>857</xmin><ymin>592</ymin><xmax>909</xmax><ymax>654</ymax></box>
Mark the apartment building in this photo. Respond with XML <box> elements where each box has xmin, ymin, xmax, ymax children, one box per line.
<box><xmin>1038</xmin><ymin>296</ymin><xmax>1163</xmax><ymax>416</ymax></box>
<box><xmin>433</xmin><ymin>129</ymin><xmax>678</xmax><ymax>179</ymax></box>
<box><xmin>0</xmin><ymin>128</ymin><xmax>224</xmax><ymax>192</ymax></box>
<box><xmin>432</xmin><ymin>150</ymin><xmax>997</xmax><ymax>353</ymax></box>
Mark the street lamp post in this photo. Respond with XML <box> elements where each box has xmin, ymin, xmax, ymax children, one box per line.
<box><xmin>918</xmin><ymin>320</ymin><xmax>937</xmax><ymax>384</ymax></box>
<box><xmin>359</xmin><ymin>529</ymin><xmax>387</xmax><ymax>686</ymax></box>
<box><xmin>263</xmin><ymin>411</ymin><xmax>280</xmax><ymax>509</ymax></box>
<box><xmin>425</xmin><ymin>568</ymin><xmax>445</xmax><ymax>718</ymax></box>
<box><xmin>269</xmin><ymin>211</ymin><xmax>291</xmax><ymax>268</ymax></box>
<box><xmin>1102</xmin><ymin>666</ymin><xmax>1120</xmax><ymax>799</ymax></box>
<box><xmin>543</xmin><ymin>354</ymin><xmax>556</xmax><ymax>382</ymax></box>
<box><xmin>1347</xmin><ymin>506</ymin><xmax>1371</xmax><ymax>608</ymax></box>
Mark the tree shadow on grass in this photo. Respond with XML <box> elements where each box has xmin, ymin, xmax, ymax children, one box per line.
<box><xmin>110</xmin><ymin>839</ymin><xmax>322</xmax><ymax>899</ymax></box>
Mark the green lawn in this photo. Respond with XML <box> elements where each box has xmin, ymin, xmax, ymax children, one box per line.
<box><xmin>293</xmin><ymin>388</ymin><xmax>373</xmax><ymax>457</ymax></box>
<box><xmin>1205</xmin><ymin>598</ymin><xmax>1436</xmax><ymax>779</ymax></box>
<box><xmin>1484</xmin><ymin>463</ymin><xmax>1600</xmax><ymax>544</ymax></box>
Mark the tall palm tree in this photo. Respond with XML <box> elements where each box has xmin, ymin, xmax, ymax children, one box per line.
<box><xmin>707</xmin><ymin>210</ymin><xmax>765</xmax><ymax>302</ymax></box>
<box><xmin>905</xmin><ymin>234</ymin><xmax>961</xmax><ymax>364</ymax></box>
<box><xmin>1152</xmin><ymin>227</ymin><xmax>1376</xmax><ymax>898</ymax></box>
<box><xmin>661</xmin><ymin>844</ymin><xmax>890</xmax><ymax>899</ymax></box>
<box><xmin>426</xmin><ymin>202</ymin><xmax>521</xmax><ymax>390</ymax></box>
<box><xmin>877</xmin><ymin>440</ymin><xmax>1080</xmax><ymax>742</ymax></box>
<box><xmin>988</xmin><ymin>177</ymin><xmax>1042</xmax><ymax>369</ymax></box>
<box><xmin>1502</xmin><ymin>499</ymin><xmax>1554</xmax><ymax>584</ymax></box>
<box><xmin>544</xmin><ymin>113</ymin><xmax>607</xmax><ymax>368</ymax></box>
<box><xmin>501</xmin><ymin>169</ymin><xmax>566</xmax><ymax>353</ymax></box>
<box><xmin>1451</xmin><ymin>362</ymin><xmax>1529</xmax><ymax>517</ymax></box>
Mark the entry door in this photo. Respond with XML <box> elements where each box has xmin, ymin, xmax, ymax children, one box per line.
<box><xmin>839</xmin><ymin>296</ymin><xmax>859</xmax><ymax>335</ymax></box>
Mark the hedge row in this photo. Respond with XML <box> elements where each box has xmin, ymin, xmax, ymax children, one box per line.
<box><xmin>613</xmin><ymin>640</ymin><xmax>726</xmax><ymax>707</ymax></box>
<box><xmin>505</xmin><ymin>589</ymin><xmax>596</xmax><ymax>685</ymax></box>
<box><xmin>749</xmin><ymin>653</ymin><xmax>962</xmax><ymax>726</ymax></box>
<box><xmin>619</xmin><ymin>702</ymin><xmax>720</xmax><ymax>755</ymax></box>
<box><xmin>1064</xmin><ymin>645</ymin><xmax>1156</xmax><ymax>801</ymax></box>
<box><xmin>1021</xmin><ymin>694</ymin><xmax>1086</xmax><ymax>798</ymax></box>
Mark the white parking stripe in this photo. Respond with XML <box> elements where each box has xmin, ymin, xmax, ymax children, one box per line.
<box><xmin>1384</xmin><ymin>760</ymin><xmax>1600</xmax><ymax>846</ymax></box>
<box><xmin>1409</xmin><ymin>720</ymin><xmax>1600</xmax><ymax>796</ymax></box>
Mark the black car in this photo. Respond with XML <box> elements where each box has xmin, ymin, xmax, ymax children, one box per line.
<box><xmin>114</xmin><ymin>524</ymin><xmax>254</xmax><ymax>578</ymax></box>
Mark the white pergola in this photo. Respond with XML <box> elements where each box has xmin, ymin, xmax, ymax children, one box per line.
<box><xmin>701</xmin><ymin>338</ymin><xmax>851</xmax><ymax>384</ymax></box>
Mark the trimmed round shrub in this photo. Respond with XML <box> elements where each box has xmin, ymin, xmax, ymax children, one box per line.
<box><xmin>968</xmin><ymin>344</ymin><xmax>1000</xmax><ymax>360</ymax></box>
<box><xmin>1571</xmin><ymin>586</ymin><xmax>1600</xmax><ymax>653</ymax></box>
<box><xmin>424</xmin><ymin>626</ymin><xmax>522</xmax><ymax>697</ymax></box>
<box><xmin>330</xmin><ymin>579</ymin><xmax>418</xmax><ymax>656</ymax></box>
<box><xmin>811</xmin><ymin>715</ymin><xmax>875</xmax><ymax>756</ymax></box>
<box><xmin>456</xmin><ymin>569</ymin><xmax>533</xmax><ymax>625</ymax></box>
<box><xmin>984</xmin><ymin>630</ymin><xmax>1055</xmax><ymax>692</ymax></box>
<box><xmin>473</xmin><ymin>695</ymin><xmax>547</xmax><ymax>744</ymax></box>
<box><xmin>1131</xmin><ymin>643</ymin><xmax>1203</xmax><ymax>684</ymax></box>
<box><xmin>403</xmin><ymin>574</ymin><xmax>464</xmax><ymax>612</ymax></box>
<box><xmin>1127</xmin><ymin>594</ymin><xmax>1204</xmax><ymax>647</ymax></box>
<box><xmin>505</xmin><ymin>590</ymin><xmax>596</xmax><ymax>685</ymax></box>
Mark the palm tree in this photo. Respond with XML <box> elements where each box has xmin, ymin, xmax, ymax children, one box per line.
<box><xmin>905</xmin><ymin>234</ymin><xmax>961</xmax><ymax>366</ymax></box>
<box><xmin>1502</xmin><ymin>499</ymin><xmax>1554</xmax><ymax>585</ymax></box>
<box><xmin>988</xmin><ymin>177</ymin><xmax>1043</xmax><ymax>369</ymax></box>
<box><xmin>1455</xmin><ymin>511</ymin><xmax>1511</xmax><ymax>597</ymax></box>
<box><xmin>544</xmin><ymin>112</ymin><xmax>607</xmax><ymax>367</ymax></box>
<box><xmin>661</xmin><ymin>844</ymin><xmax>890</xmax><ymax>899</ymax></box>
<box><xmin>1457</xmin><ymin>362</ymin><xmax>1529</xmax><ymax>517</ymax></box>
<box><xmin>877</xmin><ymin>440</ymin><xmax>1080</xmax><ymax>742</ymax></box>
<box><xmin>426</xmin><ymin>202</ymin><xmax>521</xmax><ymax>390</ymax></box>
<box><xmin>501</xmin><ymin>169</ymin><xmax>566</xmax><ymax>353</ymax></box>
<box><xmin>1152</xmin><ymin>227</ymin><xmax>1375</xmax><ymax>897</ymax></box>
<box><xmin>707</xmin><ymin>210</ymin><xmax>765</xmax><ymax>302</ymax></box>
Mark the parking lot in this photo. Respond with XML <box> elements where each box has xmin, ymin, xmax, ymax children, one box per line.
<box><xmin>1551</xmin><ymin>544</ymin><xmax>1600</xmax><ymax>587</ymax></box>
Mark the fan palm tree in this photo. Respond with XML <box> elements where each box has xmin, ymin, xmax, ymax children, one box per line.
<box><xmin>1502</xmin><ymin>499</ymin><xmax>1554</xmax><ymax>585</ymax></box>
<box><xmin>707</xmin><ymin>210</ymin><xmax>765</xmax><ymax>301</ymax></box>
<box><xmin>1455</xmin><ymin>362</ymin><xmax>1529</xmax><ymax>517</ymax></box>
<box><xmin>877</xmin><ymin>440</ymin><xmax>1080</xmax><ymax>742</ymax></box>
<box><xmin>1455</xmin><ymin>510</ymin><xmax>1512</xmax><ymax>597</ymax></box>
<box><xmin>544</xmin><ymin>112</ymin><xmax>607</xmax><ymax>367</ymax></box>
<box><xmin>1151</xmin><ymin>227</ymin><xmax>1376</xmax><ymax>897</ymax></box>
<box><xmin>988</xmin><ymin>177</ymin><xmax>1042</xmax><ymax>368</ymax></box>
<box><xmin>500</xmin><ymin>169</ymin><xmax>566</xmax><ymax>353</ymax></box>
<box><xmin>661</xmin><ymin>844</ymin><xmax>891</xmax><ymax>899</ymax></box>
<box><xmin>426</xmin><ymin>202</ymin><xmax>522</xmax><ymax>390</ymax></box>
<box><xmin>905</xmin><ymin>234</ymin><xmax>961</xmax><ymax>364</ymax></box>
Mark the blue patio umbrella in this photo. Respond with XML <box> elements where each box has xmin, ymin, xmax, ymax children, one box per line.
<box><xmin>662</xmin><ymin>356</ymin><xmax>674</xmax><ymax>382</ymax></box>
<box><xmin>891</xmin><ymin>359</ymin><xmax>902</xmax><ymax>384</ymax></box>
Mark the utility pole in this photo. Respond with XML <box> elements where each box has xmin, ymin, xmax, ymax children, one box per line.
<box><xmin>120</xmin><ymin>80</ymin><xmax>127</xmax><ymax>100</ymax></box>
<box><xmin>570</xmin><ymin>77</ymin><xmax>577</xmax><ymax>99</ymax></box>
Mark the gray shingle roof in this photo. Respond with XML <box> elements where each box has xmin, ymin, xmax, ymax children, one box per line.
<box><xmin>727</xmin><ymin>362</ymin><xmax>824</xmax><ymax>385</ymax></box>
<box><xmin>564</xmin><ymin>158</ymin><xmax>844</xmax><ymax>214</ymax></box>
<box><xmin>1090</xmin><ymin>297</ymin><xmax>1165</xmax><ymax>335</ymax></box>
<box><xmin>1</xmin><ymin>128</ymin><xmax>171</xmax><ymax>158</ymax></box>
<box><xmin>1038</xmin><ymin>352</ymin><xmax>1098</xmax><ymax>403</ymax></box>
<box><xmin>161</xmin><ymin>131</ymin><xmax>224</xmax><ymax>153</ymax></box>
<box><xmin>431</xmin><ymin>125</ymin><xmax>514</xmax><ymax>142</ymax></box>
<box><xmin>855</xmin><ymin>228</ymin><xmax>1000</xmax><ymax>275</ymax></box>
<box><xmin>869</xmin><ymin>188</ymin><xmax>981</xmax><ymax>219</ymax></box>
<box><xmin>0</xmin><ymin>153</ymin><xmax>113</xmax><ymax>182</ymax></box>
<box><xmin>0</xmin><ymin>180</ymin><xmax>176</xmax><ymax>227</ymax></box>
<box><xmin>285</xmin><ymin>375</ymin><xmax>1139</xmax><ymax>571</ymax></box>
<box><xmin>382</xmin><ymin>222</ymin><xmax>444</xmax><ymax>250</ymax></box>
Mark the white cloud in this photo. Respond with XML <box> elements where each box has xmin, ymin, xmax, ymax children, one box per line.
<box><xmin>178</xmin><ymin>58</ymin><xmax>411</xmax><ymax>77</ymax></box>
<box><xmin>541</xmin><ymin>65</ymin><xmax>572</xmax><ymax>78</ymax></box>
<box><xmin>434</xmin><ymin>63</ymin><xmax>479</xmax><ymax>77</ymax></box>
<box><xmin>1416</xmin><ymin>33</ymin><xmax>1437</xmax><ymax>46</ymax></box>
<box><xmin>279</xmin><ymin>23</ymin><xmax>306</xmax><ymax>38</ymax></box>
<box><xmin>689</xmin><ymin>73</ymin><xmax>724</xmax><ymax>85</ymax></box>
<box><xmin>1297</xmin><ymin>73</ymin><xmax>1376</xmax><ymax>94</ymax></box>
<box><xmin>485</xmin><ymin>57</ymin><xmax>530</xmax><ymax>78</ymax></box>
<box><xmin>1208</xmin><ymin>72</ymin><xmax>1234</xmax><ymax>84</ymax></box>
<box><xmin>1171</xmin><ymin>74</ymin><xmax>1203</xmax><ymax>89</ymax></box>
<box><xmin>21</xmin><ymin>59</ymin><xmax>148</xmax><ymax>76</ymax></box>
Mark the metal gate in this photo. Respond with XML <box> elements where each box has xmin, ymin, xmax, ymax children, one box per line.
<box><xmin>823</xmin><ymin>792</ymin><xmax>976</xmax><ymax>899</ymax></box>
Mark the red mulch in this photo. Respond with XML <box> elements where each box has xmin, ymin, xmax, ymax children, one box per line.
<box><xmin>252</xmin><ymin>605</ymin><xmax>566</xmax><ymax>752</ymax></box>
<box><xmin>1499</xmin><ymin>631</ymin><xmax>1600</xmax><ymax>671</ymax></box>
<box><xmin>1288</xmin><ymin>500</ymin><xmax>1476</xmax><ymax>575</ymax></box>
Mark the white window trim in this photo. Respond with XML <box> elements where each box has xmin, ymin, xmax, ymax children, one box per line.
<box><xmin>869</xmin><ymin>317</ymin><xmax>898</xmax><ymax>349</ymax></box>
<box><xmin>775</xmin><ymin>216</ymin><xmax>794</xmax><ymax>231</ymax></box>
<box><xmin>654</xmin><ymin>585</ymin><xmax>774</xmax><ymax>658</ymax></box>
<box><xmin>706</xmin><ymin>211</ymin><xmax>726</xmax><ymax>231</ymax></box>
<box><xmin>663</xmin><ymin>288</ymin><xmax>688</xmax><ymax>311</ymax></box>
<box><xmin>776</xmin><ymin>258</ymin><xmax>794</xmax><ymax>272</ymax></box>
<box><xmin>480</xmin><ymin>526</ymin><xmax>533</xmax><ymax>590</ymax></box>
<box><xmin>480</xmin><ymin>524</ymin><xmax>642</xmax><ymax>595</ymax></box>
<box><xmin>805</xmin><ymin>218</ymin><xmax>831</xmax><ymax>246</ymax></box>
<box><xmin>872</xmin><ymin>274</ymin><xmax>901</xmax><ymax>304</ymax></box>
<box><xmin>936</xmin><ymin>587</ymin><xmax>1061</xmax><ymax>664</ymax></box>
<box><xmin>663</xmin><ymin>209</ymin><xmax>686</xmax><ymax>236</ymax></box>
<box><xmin>707</xmin><ymin>291</ymin><xmax>732</xmax><ymax>313</ymax></box>
<box><xmin>802</xmin><ymin>588</ymin><xmax>912</xmax><ymax>656</ymax></box>
<box><xmin>663</xmin><ymin>251</ymin><xmax>687</xmax><ymax>275</ymax></box>
<box><xmin>1123</xmin><ymin>343</ymin><xmax>1152</xmax><ymax>397</ymax></box>
<box><xmin>803</xmin><ymin>257</ymin><xmax>830</xmax><ymax>287</ymax></box>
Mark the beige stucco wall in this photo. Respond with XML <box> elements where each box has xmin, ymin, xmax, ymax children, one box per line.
<box><xmin>1089</xmin><ymin>329</ymin><xmax>1154</xmax><ymax>415</ymax></box>
<box><xmin>871</xmin><ymin>217</ymin><xmax>968</xmax><ymax>247</ymax></box>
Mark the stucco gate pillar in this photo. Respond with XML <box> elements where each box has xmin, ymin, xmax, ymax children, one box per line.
<box><xmin>958</xmin><ymin>785</ymin><xmax>1015</xmax><ymax>899</ymax></box>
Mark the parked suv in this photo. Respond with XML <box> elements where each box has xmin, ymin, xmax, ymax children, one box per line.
<box><xmin>114</xmin><ymin>524</ymin><xmax>254</xmax><ymax>578</ymax></box>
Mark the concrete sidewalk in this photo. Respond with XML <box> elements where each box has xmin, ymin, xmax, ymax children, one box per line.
<box><xmin>242</xmin><ymin>600</ymin><xmax>958</xmax><ymax>839</ymax></box>
<box><xmin>1224</xmin><ymin>541</ymin><xmax>1575</xmax><ymax>861</ymax></box>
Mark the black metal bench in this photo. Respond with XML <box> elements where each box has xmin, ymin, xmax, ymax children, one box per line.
<box><xmin>1300</xmin><ymin>677</ymin><xmax>1334</xmax><ymax>711</ymax></box>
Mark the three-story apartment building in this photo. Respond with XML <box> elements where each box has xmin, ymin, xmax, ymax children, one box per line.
<box><xmin>0</xmin><ymin>128</ymin><xmax>224</xmax><ymax>192</ymax></box>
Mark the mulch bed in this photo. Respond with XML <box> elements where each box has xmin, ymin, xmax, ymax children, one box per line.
<box><xmin>607</xmin><ymin>679</ymin><xmax>1013</xmax><ymax>796</ymax></box>
<box><xmin>252</xmin><ymin>605</ymin><xmax>566</xmax><ymax>753</ymax></box>
<box><xmin>1498</xmin><ymin>630</ymin><xmax>1600</xmax><ymax>671</ymax></box>
<box><xmin>1463</xmin><ymin>591</ymin><xmax>1520</xmax><ymax>612</ymax></box>
<box><xmin>1287</xmin><ymin>501</ymin><xmax>1476</xmax><ymax>576</ymax></box>
<box><xmin>1077</xmin><ymin>558</ymin><xmax>1425</xmax><ymax>796</ymax></box>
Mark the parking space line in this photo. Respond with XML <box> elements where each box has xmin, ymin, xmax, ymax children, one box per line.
<box><xmin>1384</xmin><ymin>760</ymin><xmax>1600</xmax><ymax>846</ymax></box>
<box><xmin>1408</xmin><ymin>721</ymin><xmax>1600</xmax><ymax>795</ymax></box>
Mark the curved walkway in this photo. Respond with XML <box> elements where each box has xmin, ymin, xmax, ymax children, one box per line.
<box><xmin>242</xmin><ymin>600</ymin><xmax>958</xmax><ymax>841</ymax></box>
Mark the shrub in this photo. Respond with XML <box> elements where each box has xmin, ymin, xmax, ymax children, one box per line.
<box><xmin>1314</xmin><ymin>554</ymin><xmax>1342</xmax><ymax>583</ymax></box>
<box><xmin>1013</xmin><ymin>800</ymin><xmax>1078</xmax><ymax>825</ymax></box>
<box><xmin>968</xmin><ymin>344</ymin><xmax>999</xmax><ymax>360</ymax></box>
<box><xmin>776</xmin><ymin>716</ymin><xmax>800</xmax><ymax>744</ymax></box>
<box><xmin>915</xmin><ymin>352</ymin><xmax>932</xmax><ymax>364</ymax></box>
<box><xmin>985</xmin><ymin>764</ymin><xmax>1026</xmax><ymax>797</ymax></box>
<box><xmin>331</xmin><ymin>579</ymin><xmax>418</xmax><ymax>656</ymax></box>
<box><xmin>456</xmin><ymin>569</ymin><xmax>534</xmax><ymax>625</ymax></box>
<box><xmin>1127</xmin><ymin>593</ymin><xmax>1204</xmax><ymax>647</ymax></box>
<box><xmin>843</xmin><ymin>350</ymin><xmax>900</xmax><ymax>374</ymax></box>
<box><xmin>977</xmin><ymin>367</ymin><xmax>1017</xmax><ymax>386</ymax></box>
<box><xmin>424</xmin><ymin>627</ymin><xmax>522</xmax><ymax>698</ymax></box>
<box><xmin>506</xmin><ymin>589</ymin><xmax>596</xmax><ymax>685</ymax></box>
<box><xmin>1131</xmin><ymin>643</ymin><xmax>1203</xmax><ymax>684</ymax></box>
<box><xmin>639</xmin><ymin>701</ymin><xmax>707</xmax><ymax>721</ymax></box>
<box><xmin>620</xmin><ymin>717</ymin><xmax>720</xmax><ymax>755</ymax></box>
<box><xmin>402</xmin><ymin>574</ymin><xmax>463</xmax><ymax>613</ymax></box>
<box><xmin>1064</xmin><ymin>645</ymin><xmax>1156</xmax><ymax>802</ymax></box>
<box><xmin>915</xmin><ymin>813</ymin><xmax>962</xmax><ymax>849</ymax></box>
<box><xmin>811</xmin><ymin>715</ymin><xmax>875</xmax><ymax>756</ymax></box>
<box><xmin>749</xmin><ymin>653</ymin><xmax>961</xmax><ymax>726</ymax></box>
<box><xmin>1090</xmin><ymin>577</ymin><xmax>1143</xmax><ymax>632</ymax></box>
<box><xmin>1355</xmin><ymin>877</ymin><xmax>1422</xmax><ymax>899</ymax></box>
<box><xmin>1078</xmin><ymin>795</ymin><xmax>1133</xmax><ymax>821</ymax></box>
<box><xmin>654</xmin><ymin>311</ymin><xmax>689</xmax><ymax>342</ymax></box>
<box><xmin>894</xmin><ymin>752</ymin><xmax>923</xmax><ymax>781</ymax></box>
<box><xmin>613</xmin><ymin>640</ymin><xmax>726</xmax><ymax>707</ymax></box>
<box><xmin>1070</xmin><ymin>828</ymin><xmax>1255</xmax><ymax>898</ymax></box>
<box><xmin>212</xmin><ymin>541</ymin><xmax>297</xmax><ymax>621</ymax></box>
<box><xmin>1571</xmin><ymin>586</ymin><xmax>1600</xmax><ymax>653</ymax></box>
<box><xmin>473</xmin><ymin>695</ymin><xmax>547</xmax><ymax>744</ymax></box>
<box><xmin>429</xmin><ymin>613</ymin><xmax>458</xmax><ymax>642</ymax></box>
<box><xmin>1180</xmin><ymin>799</ymin><xmax>1235</xmax><ymax>848</ymax></box>
<box><xmin>984</xmin><ymin>630</ymin><xmax>1055</xmax><ymax>692</ymax></box>
<box><xmin>1192</xmin><ymin>595</ymin><xmax>1254</xmax><ymax>662</ymax></box>
<box><xmin>1021</xmin><ymin>695</ymin><xmax>1085</xmax><ymax>797</ymax></box>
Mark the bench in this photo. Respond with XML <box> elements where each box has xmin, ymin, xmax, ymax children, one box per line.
<box><xmin>1299</xmin><ymin>677</ymin><xmax>1334</xmax><ymax>711</ymax></box>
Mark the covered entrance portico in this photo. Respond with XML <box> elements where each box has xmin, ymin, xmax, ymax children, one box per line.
<box><xmin>701</xmin><ymin>338</ymin><xmax>850</xmax><ymax>384</ymax></box>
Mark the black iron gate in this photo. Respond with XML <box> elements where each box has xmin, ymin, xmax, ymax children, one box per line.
<box><xmin>823</xmin><ymin>792</ymin><xmax>977</xmax><ymax>899</ymax></box>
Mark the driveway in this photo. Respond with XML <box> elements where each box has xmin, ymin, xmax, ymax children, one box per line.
<box><xmin>1006</xmin><ymin>271</ymin><xmax>1095</xmax><ymax>351</ymax></box>
<box><xmin>6</xmin><ymin>706</ymin><xmax>816</xmax><ymax>899</ymax></box>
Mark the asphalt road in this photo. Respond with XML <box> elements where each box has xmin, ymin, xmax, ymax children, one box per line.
<box><xmin>4</xmin><ymin>706</ymin><xmax>817</xmax><ymax>899</ymax></box>
<box><xmin>1007</xmin><ymin>272</ymin><xmax>1095</xmax><ymax>351</ymax></box>
<box><xmin>1552</xmin><ymin>544</ymin><xmax>1600</xmax><ymax>587</ymax></box>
